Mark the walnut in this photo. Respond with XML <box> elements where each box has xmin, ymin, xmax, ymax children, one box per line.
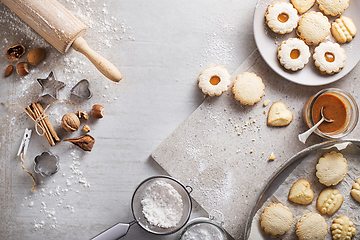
<box><xmin>6</xmin><ymin>44</ymin><xmax>25</xmax><ymax>61</ymax></box>
<box><xmin>61</xmin><ymin>113</ymin><xmax>80</xmax><ymax>132</ymax></box>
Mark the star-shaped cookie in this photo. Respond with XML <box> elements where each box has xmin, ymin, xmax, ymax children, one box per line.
<box><xmin>37</xmin><ymin>71</ymin><xmax>65</xmax><ymax>99</ymax></box>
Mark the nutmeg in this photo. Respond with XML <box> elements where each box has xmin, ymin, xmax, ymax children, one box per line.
<box><xmin>4</xmin><ymin>65</ymin><xmax>13</xmax><ymax>77</ymax></box>
<box><xmin>6</xmin><ymin>44</ymin><xmax>25</xmax><ymax>61</ymax></box>
<box><xmin>61</xmin><ymin>113</ymin><xmax>80</xmax><ymax>132</ymax></box>
<box><xmin>27</xmin><ymin>48</ymin><xmax>46</xmax><ymax>66</ymax></box>
<box><xmin>16</xmin><ymin>62</ymin><xmax>29</xmax><ymax>76</ymax></box>
<box><xmin>91</xmin><ymin>104</ymin><xmax>104</xmax><ymax>119</ymax></box>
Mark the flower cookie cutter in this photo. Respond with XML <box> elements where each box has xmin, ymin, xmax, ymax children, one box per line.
<box><xmin>70</xmin><ymin>79</ymin><xmax>92</xmax><ymax>99</ymax></box>
<box><xmin>34</xmin><ymin>151</ymin><xmax>60</xmax><ymax>177</ymax></box>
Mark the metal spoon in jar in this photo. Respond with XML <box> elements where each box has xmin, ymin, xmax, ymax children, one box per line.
<box><xmin>298</xmin><ymin>107</ymin><xmax>334</xmax><ymax>144</ymax></box>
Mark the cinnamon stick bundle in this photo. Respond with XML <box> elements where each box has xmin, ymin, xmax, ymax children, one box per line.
<box><xmin>25</xmin><ymin>102</ymin><xmax>60</xmax><ymax>146</ymax></box>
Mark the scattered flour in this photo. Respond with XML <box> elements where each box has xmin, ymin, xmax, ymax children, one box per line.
<box><xmin>141</xmin><ymin>180</ymin><xmax>184</xmax><ymax>228</ymax></box>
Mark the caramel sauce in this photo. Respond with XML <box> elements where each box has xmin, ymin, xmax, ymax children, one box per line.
<box><xmin>277</xmin><ymin>13</ymin><xmax>289</xmax><ymax>23</ymax></box>
<box><xmin>325</xmin><ymin>52</ymin><xmax>335</xmax><ymax>62</ymax></box>
<box><xmin>210</xmin><ymin>76</ymin><xmax>221</xmax><ymax>86</ymax></box>
<box><xmin>312</xmin><ymin>93</ymin><xmax>347</xmax><ymax>133</ymax></box>
<box><xmin>290</xmin><ymin>49</ymin><xmax>300</xmax><ymax>59</ymax></box>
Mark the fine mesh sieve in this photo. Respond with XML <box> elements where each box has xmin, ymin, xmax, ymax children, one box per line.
<box><xmin>92</xmin><ymin>175</ymin><xmax>192</xmax><ymax>239</ymax></box>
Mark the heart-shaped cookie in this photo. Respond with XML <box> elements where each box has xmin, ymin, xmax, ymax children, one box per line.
<box><xmin>267</xmin><ymin>101</ymin><xmax>293</xmax><ymax>126</ymax></box>
<box><xmin>288</xmin><ymin>179</ymin><xmax>315</xmax><ymax>205</ymax></box>
<box><xmin>291</xmin><ymin>0</ymin><xmax>315</xmax><ymax>14</ymax></box>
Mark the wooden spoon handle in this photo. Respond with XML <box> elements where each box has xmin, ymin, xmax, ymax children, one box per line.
<box><xmin>72</xmin><ymin>37</ymin><xmax>122</xmax><ymax>82</ymax></box>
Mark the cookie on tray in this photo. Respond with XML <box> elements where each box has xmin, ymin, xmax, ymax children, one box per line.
<box><xmin>260</xmin><ymin>203</ymin><xmax>293</xmax><ymax>236</ymax></box>
<box><xmin>331</xmin><ymin>15</ymin><xmax>357</xmax><ymax>44</ymax></box>
<box><xmin>296</xmin><ymin>213</ymin><xmax>328</xmax><ymax>240</ymax></box>
<box><xmin>317</xmin><ymin>0</ymin><xmax>349</xmax><ymax>16</ymax></box>
<box><xmin>288</xmin><ymin>179</ymin><xmax>314</xmax><ymax>205</ymax></box>
<box><xmin>265</xmin><ymin>1</ymin><xmax>299</xmax><ymax>34</ymax></box>
<box><xmin>350</xmin><ymin>178</ymin><xmax>360</xmax><ymax>202</ymax></box>
<box><xmin>297</xmin><ymin>11</ymin><xmax>331</xmax><ymax>45</ymax></box>
<box><xmin>278</xmin><ymin>38</ymin><xmax>311</xmax><ymax>71</ymax></box>
<box><xmin>232</xmin><ymin>72</ymin><xmax>265</xmax><ymax>105</ymax></box>
<box><xmin>316</xmin><ymin>151</ymin><xmax>348</xmax><ymax>186</ymax></box>
<box><xmin>331</xmin><ymin>215</ymin><xmax>356</xmax><ymax>240</ymax></box>
<box><xmin>313</xmin><ymin>42</ymin><xmax>346</xmax><ymax>75</ymax></box>
<box><xmin>317</xmin><ymin>188</ymin><xmax>343</xmax><ymax>215</ymax></box>
<box><xmin>198</xmin><ymin>66</ymin><xmax>231</xmax><ymax>96</ymax></box>
<box><xmin>291</xmin><ymin>0</ymin><xmax>315</xmax><ymax>14</ymax></box>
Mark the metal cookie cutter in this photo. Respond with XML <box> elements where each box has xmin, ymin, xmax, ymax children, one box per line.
<box><xmin>34</xmin><ymin>151</ymin><xmax>60</xmax><ymax>177</ymax></box>
<box><xmin>37</xmin><ymin>71</ymin><xmax>66</xmax><ymax>99</ymax></box>
<box><xmin>70</xmin><ymin>79</ymin><xmax>92</xmax><ymax>99</ymax></box>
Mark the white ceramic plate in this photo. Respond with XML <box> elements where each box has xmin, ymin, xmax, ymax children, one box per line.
<box><xmin>253</xmin><ymin>0</ymin><xmax>360</xmax><ymax>86</ymax></box>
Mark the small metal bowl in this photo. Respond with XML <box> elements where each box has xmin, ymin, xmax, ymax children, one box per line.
<box><xmin>34</xmin><ymin>152</ymin><xmax>59</xmax><ymax>177</ymax></box>
<box><xmin>179</xmin><ymin>217</ymin><xmax>228</xmax><ymax>240</ymax></box>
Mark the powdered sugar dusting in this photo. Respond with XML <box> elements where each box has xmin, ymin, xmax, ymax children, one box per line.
<box><xmin>141</xmin><ymin>180</ymin><xmax>184</xmax><ymax>228</ymax></box>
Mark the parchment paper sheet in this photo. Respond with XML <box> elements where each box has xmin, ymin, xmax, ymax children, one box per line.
<box><xmin>249</xmin><ymin>143</ymin><xmax>360</xmax><ymax>239</ymax></box>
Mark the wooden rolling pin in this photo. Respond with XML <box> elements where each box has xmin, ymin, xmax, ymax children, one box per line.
<box><xmin>1</xmin><ymin>0</ymin><xmax>122</xmax><ymax>82</ymax></box>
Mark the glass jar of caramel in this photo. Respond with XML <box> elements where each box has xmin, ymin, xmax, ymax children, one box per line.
<box><xmin>303</xmin><ymin>88</ymin><xmax>359</xmax><ymax>139</ymax></box>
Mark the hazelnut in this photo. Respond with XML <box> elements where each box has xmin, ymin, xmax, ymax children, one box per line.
<box><xmin>82</xmin><ymin>124</ymin><xmax>90</xmax><ymax>133</ymax></box>
<box><xmin>76</xmin><ymin>110</ymin><xmax>89</xmax><ymax>120</ymax></box>
<box><xmin>6</xmin><ymin>44</ymin><xmax>25</xmax><ymax>61</ymax></box>
<box><xmin>4</xmin><ymin>65</ymin><xmax>13</xmax><ymax>77</ymax></box>
<box><xmin>61</xmin><ymin>113</ymin><xmax>80</xmax><ymax>132</ymax></box>
<box><xmin>27</xmin><ymin>48</ymin><xmax>46</xmax><ymax>66</ymax></box>
<box><xmin>91</xmin><ymin>104</ymin><xmax>104</xmax><ymax>119</ymax></box>
<box><xmin>16</xmin><ymin>62</ymin><xmax>29</xmax><ymax>76</ymax></box>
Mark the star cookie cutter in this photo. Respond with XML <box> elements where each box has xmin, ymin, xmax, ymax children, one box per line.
<box><xmin>37</xmin><ymin>71</ymin><xmax>66</xmax><ymax>99</ymax></box>
<box><xmin>34</xmin><ymin>151</ymin><xmax>60</xmax><ymax>177</ymax></box>
<box><xmin>70</xmin><ymin>79</ymin><xmax>92</xmax><ymax>99</ymax></box>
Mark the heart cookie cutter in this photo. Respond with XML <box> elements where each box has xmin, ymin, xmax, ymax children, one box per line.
<box><xmin>34</xmin><ymin>151</ymin><xmax>60</xmax><ymax>177</ymax></box>
<box><xmin>70</xmin><ymin>79</ymin><xmax>92</xmax><ymax>99</ymax></box>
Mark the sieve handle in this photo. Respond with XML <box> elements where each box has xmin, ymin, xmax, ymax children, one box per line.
<box><xmin>91</xmin><ymin>220</ymin><xmax>136</xmax><ymax>240</ymax></box>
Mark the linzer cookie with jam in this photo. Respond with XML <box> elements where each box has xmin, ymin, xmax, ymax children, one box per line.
<box><xmin>297</xmin><ymin>11</ymin><xmax>330</xmax><ymax>45</ymax></box>
<box><xmin>278</xmin><ymin>38</ymin><xmax>310</xmax><ymax>71</ymax></box>
<box><xmin>265</xmin><ymin>1</ymin><xmax>299</xmax><ymax>34</ymax></box>
<box><xmin>313</xmin><ymin>42</ymin><xmax>346</xmax><ymax>74</ymax></box>
<box><xmin>198</xmin><ymin>66</ymin><xmax>231</xmax><ymax>96</ymax></box>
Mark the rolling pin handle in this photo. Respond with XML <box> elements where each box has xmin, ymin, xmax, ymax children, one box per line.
<box><xmin>72</xmin><ymin>37</ymin><xmax>122</xmax><ymax>82</ymax></box>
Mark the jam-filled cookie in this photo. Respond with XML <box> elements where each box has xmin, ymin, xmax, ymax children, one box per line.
<box><xmin>313</xmin><ymin>42</ymin><xmax>346</xmax><ymax>75</ymax></box>
<box><xmin>317</xmin><ymin>0</ymin><xmax>349</xmax><ymax>16</ymax></box>
<box><xmin>297</xmin><ymin>11</ymin><xmax>330</xmax><ymax>45</ymax></box>
<box><xmin>266</xmin><ymin>1</ymin><xmax>299</xmax><ymax>34</ymax></box>
<box><xmin>198</xmin><ymin>66</ymin><xmax>231</xmax><ymax>96</ymax></box>
<box><xmin>278</xmin><ymin>38</ymin><xmax>311</xmax><ymax>71</ymax></box>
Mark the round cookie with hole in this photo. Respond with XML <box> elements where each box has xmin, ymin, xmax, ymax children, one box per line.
<box><xmin>198</xmin><ymin>66</ymin><xmax>231</xmax><ymax>96</ymax></box>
